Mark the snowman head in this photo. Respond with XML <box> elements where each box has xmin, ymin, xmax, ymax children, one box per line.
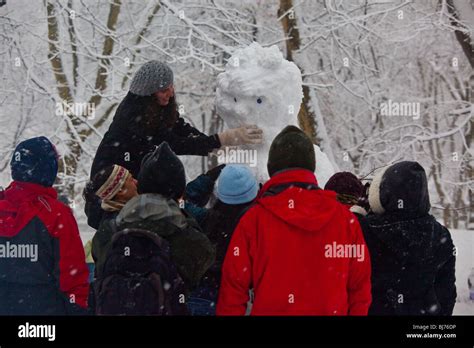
<box><xmin>216</xmin><ymin>42</ymin><xmax>303</xmax><ymax>131</ymax></box>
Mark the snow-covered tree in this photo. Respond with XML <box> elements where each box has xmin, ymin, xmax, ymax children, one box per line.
<box><xmin>0</xmin><ymin>0</ymin><xmax>471</xmax><ymax>228</ymax></box>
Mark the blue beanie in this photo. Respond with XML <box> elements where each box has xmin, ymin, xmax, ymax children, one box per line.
<box><xmin>10</xmin><ymin>136</ymin><xmax>59</xmax><ymax>187</ymax></box>
<box><xmin>217</xmin><ymin>165</ymin><xmax>258</xmax><ymax>205</ymax></box>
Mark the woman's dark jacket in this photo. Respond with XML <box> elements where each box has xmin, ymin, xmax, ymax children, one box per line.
<box><xmin>91</xmin><ymin>92</ymin><xmax>221</xmax><ymax>179</ymax></box>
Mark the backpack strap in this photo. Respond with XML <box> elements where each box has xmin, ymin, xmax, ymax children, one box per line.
<box><xmin>108</xmin><ymin>217</ymin><xmax>118</xmax><ymax>234</ymax></box>
<box><xmin>261</xmin><ymin>182</ymin><xmax>320</xmax><ymax>198</ymax></box>
<box><xmin>237</xmin><ymin>182</ymin><xmax>320</xmax><ymax>221</ymax></box>
<box><xmin>148</xmin><ymin>272</ymin><xmax>166</xmax><ymax>315</ymax></box>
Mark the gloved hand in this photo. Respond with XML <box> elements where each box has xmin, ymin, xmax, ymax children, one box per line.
<box><xmin>218</xmin><ymin>125</ymin><xmax>263</xmax><ymax>146</ymax></box>
<box><xmin>205</xmin><ymin>164</ymin><xmax>226</xmax><ymax>182</ymax></box>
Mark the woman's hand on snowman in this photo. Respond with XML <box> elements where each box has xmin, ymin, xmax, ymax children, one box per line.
<box><xmin>218</xmin><ymin>124</ymin><xmax>263</xmax><ymax>146</ymax></box>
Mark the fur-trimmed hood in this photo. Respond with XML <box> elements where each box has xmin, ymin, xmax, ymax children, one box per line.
<box><xmin>368</xmin><ymin>161</ymin><xmax>430</xmax><ymax>216</ymax></box>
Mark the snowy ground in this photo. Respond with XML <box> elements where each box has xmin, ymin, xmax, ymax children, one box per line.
<box><xmin>77</xmin><ymin>210</ymin><xmax>474</xmax><ymax>315</ymax></box>
<box><xmin>451</xmin><ymin>229</ymin><xmax>474</xmax><ymax>315</ymax></box>
<box><xmin>79</xmin><ymin>222</ymin><xmax>95</xmax><ymax>249</ymax></box>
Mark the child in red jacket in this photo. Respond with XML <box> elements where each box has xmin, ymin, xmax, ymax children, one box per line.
<box><xmin>216</xmin><ymin>126</ymin><xmax>372</xmax><ymax>315</ymax></box>
<box><xmin>0</xmin><ymin>136</ymin><xmax>89</xmax><ymax>315</ymax></box>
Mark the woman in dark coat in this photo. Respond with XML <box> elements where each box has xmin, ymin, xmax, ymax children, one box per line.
<box><xmin>87</xmin><ymin>61</ymin><xmax>263</xmax><ymax>228</ymax></box>
<box><xmin>364</xmin><ymin>161</ymin><xmax>456</xmax><ymax>315</ymax></box>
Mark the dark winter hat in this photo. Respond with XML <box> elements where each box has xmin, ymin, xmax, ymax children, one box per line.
<box><xmin>267</xmin><ymin>125</ymin><xmax>315</xmax><ymax>177</ymax></box>
<box><xmin>325</xmin><ymin>172</ymin><xmax>364</xmax><ymax>200</ymax></box>
<box><xmin>10</xmin><ymin>136</ymin><xmax>58</xmax><ymax>187</ymax></box>
<box><xmin>217</xmin><ymin>165</ymin><xmax>258</xmax><ymax>205</ymax></box>
<box><xmin>129</xmin><ymin>61</ymin><xmax>174</xmax><ymax>96</ymax></box>
<box><xmin>138</xmin><ymin>142</ymin><xmax>185</xmax><ymax>200</ymax></box>
<box><xmin>368</xmin><ymin>161</ymin><xmax>430</xmax><ymax>215</ymax></box>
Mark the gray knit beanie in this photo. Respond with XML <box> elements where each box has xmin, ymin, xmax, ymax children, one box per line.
<box><xmin>129</xmin><ymin>61</ymin><xmax>174</xmax><ymax>96</ymax></box>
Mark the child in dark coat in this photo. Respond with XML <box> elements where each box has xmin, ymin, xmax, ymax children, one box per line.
<box><xmin>183</xmin><ymin>164</ymin><xmax>226</xmax><ymax>225</ymax></box>
<box><xmin>189</xmin><ymin>164</ymin><xmax>258</xmax><ymax>315</ymax></box>
<box><xmin>364</xmin><ymin>161</ymin><xmax>456</xmax><ymax>315</ymax></box>
<box><xmin>324</xmin><ymin>171</ymin><xmax>369</xmax><ymax>217</ymax></box>
<box><xmin>85</xmin><ymin>165</ymin><xmax>138</xmax><ymax>278</ymax></box>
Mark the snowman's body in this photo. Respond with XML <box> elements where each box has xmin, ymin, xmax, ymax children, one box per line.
<box><xmin>216</xmin><ymin>42</ymin><xmax>335</xmax><ymax>186</ymax></box>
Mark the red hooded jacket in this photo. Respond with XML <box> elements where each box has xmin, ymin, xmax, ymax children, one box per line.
<box><xmin>0</xmin><ymin>181</ymin><xmax>89</xmax><ymax>313</ymax></box>
<box><xmin>216</xmin><ymin>169</ymin><xmax>371</xmax><ymax>316</ymax></box>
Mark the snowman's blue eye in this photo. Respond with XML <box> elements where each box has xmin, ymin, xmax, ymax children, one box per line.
<box><xmin>257</xmin><ymin>98</ymin><xmax>262</xmax><ymax>104</ymax></box>
<box><xmin>234</xmin><ymin>97</ymin><xmax>237</xmax><ymax>102</ymax></box>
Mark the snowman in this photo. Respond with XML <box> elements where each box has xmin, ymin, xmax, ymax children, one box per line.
<box><xmin>216</xmin><ymin>42</ymin><xmax>335</xmax><ymax>185</ymax></box>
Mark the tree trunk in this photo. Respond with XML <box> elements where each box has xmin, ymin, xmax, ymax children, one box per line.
<box><xmin>445</xmin><ymin>0</ymin><xmax>473</xmax><ymax>228</ymax></box>
<box><xmin>278</xmin><ymin>0</ymin><xmax>318</xmax><ymax>144</ymax></box>
<box><xmin>446</xmin><ymin>0</ymin><xmax>474</xmax><ymax>69</ymax></box>
<box><xmin>88</xmin><ymin>0</ymin><xmax>122</xmax><ymax>109</ymax></box>
<box><xmin>46</xmin><ymin>0</ymin><xmax>122</xmax><ymax>200</ymax></box>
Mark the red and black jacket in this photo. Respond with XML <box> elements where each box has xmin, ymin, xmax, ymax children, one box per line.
<box><xmin>0</xmin><ymin>181</ymin><xmax>89</xmax><ymax>315</ymax></box>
